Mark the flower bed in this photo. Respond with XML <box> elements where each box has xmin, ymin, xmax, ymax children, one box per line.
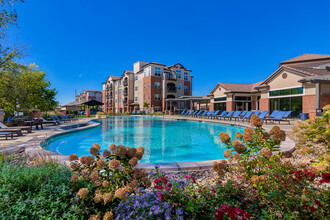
<box><xmin>1</xmin><ymin>106</ymin><xmax>329</xmax><ymax>219</ymax></box>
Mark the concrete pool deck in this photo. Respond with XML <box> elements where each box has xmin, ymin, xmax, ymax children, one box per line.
<box><xmin>0</xmin><ymin>115</ymin><xmax>297</xmax><ymax>171</ymax></box>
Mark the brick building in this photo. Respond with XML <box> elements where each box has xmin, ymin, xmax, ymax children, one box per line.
<box><xmin>102</xmin><ymin>61</ymin><xmax>193</xmax><ymax>113</ymax></box>
<box><xmin>76</xmin><ymin>90</ymin><xmax>103</xmax><ymax>103</ymax></box>
<box><xmin>208</xmin><ymin>54</ymin><xmax>330</xmax><ymax>117</ymax></box>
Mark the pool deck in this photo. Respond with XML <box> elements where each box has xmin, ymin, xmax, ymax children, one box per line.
<box><xmin>0</xmin><ymin>115</ymin><xmax>297</xmax><ymax>171</ymax></box>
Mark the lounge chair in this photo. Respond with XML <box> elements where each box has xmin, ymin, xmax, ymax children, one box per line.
<box><xmin>216</xmin><ymin>111</ymin><xmax>227</xmax><ymax>120</ymax></box>
<box><xmin>38</xmin><ymin>117</ymin><xmax>57</xmax><ymax>126</ymax></box>
<box><xmin>203</xmin><ymin>110</ymin><xmax>214</xmax><ymax>118</ymax></box>
<box><xmin>254</xmin><ymin>110</ymin><xmax>261</xmax><ymax>116</ymax></box>
<box><xmin>209</xmin><ymin>110</ymin><xmax>220</xmax><ymax>119</ymax></box>
<box><xmin>60</xmin><ymin>115</ymin><xmax>70</xmax><ymax>122</ymax></box>
<box><xmin>242</xmin><ymin>111</ymin><xmax>254</xmax><ymax>122</ymax></box>
<box><xmin>267</xmin><ymin>110</ymin><xmax>279</xmax><ymax>119</ymax></box>
<box><xmin>0</xmin><ymin>122</ymin><xmax>31</xmax><ymax>133</ymax></box>
<box><xmin>145</xmin><ymin>110</ymin><xmax>149</xmax><ymax>114</ymax></box>
<box><xmin>223</xmin><ymin>111</ymin><xmax>235</xmax><ymax>120</ymax></box>
<box><xmin>190</xmin><ymin>110</ymin><xmax>199</xmax><ymax>117</ymax></box>
<box><xmin>187</xmin><ymin>110</ymin><xmax>195</xmax><ymax>116</ymax></box>
<box><xmin>0</xmin><ymin>127</ymin><xmax>23</xmax><ymax>136</ymax></box>
<box><xmin>56</xmin><ymin>116</ymin><xmax>69</xmax><ymax>123</ymax></box>
<box><xmin>283</xmin><ymin>111</ymin><xmax>292</xmax><ymax>119</ymax></box>
<box><xmin>229</xmin><ymin>111</ymin><xmax>242</xmax><ymax>121</ymax></box>
<box><xmin>180</xmin><ymin>110</ymin><xmax>186</xmax><ymax>115</ymax></box>
<box><xmin>239</xmin><ymin>111</ymin><xmax>247</xmax><ymax>118</ymax></box>
<box><xmin>151</xmin><ymin>110</ymin><xmax>154</xmax><ymax>114</ymax></box>
<box><xmin>50</xmin><ymin>116</ymin><xmax>61</xmax><ymax>124</ymax></box>
<box><xmin>258</xmin><ymin>111</ymin><xmax>270</xmax><ymax>120</ymax></box>
<box><xmin>64</xmin><ymin>115</ymin><xmax>78</xmax><ymax>121</ymax></box>
<box><xmin>137</xmin><ymin>110</ymin><xmax>140</xmax><ymax>114</ymax></box>
<box><xmin>194</xmin><ymin>110</ymin><xmax>203</xmax><ymax>117</ymax></box>
<box><xmin>265</xmin><ymin>111</ymin><xmax>290</xmax><ymax>124</ymax></box>
<box><xmin>198</xmin><ymin>111</ymin><xmax>208</xmax><ymax>118</ymax></box>
<box><xmin>0</xmin><ymin>132</ymin><xmax>13</xmax><ymax>140</ymax></box>
<box><xmin>132</xmin><ymin>110</ymin><xmax>136</xmax><ymax>114</ymax></box>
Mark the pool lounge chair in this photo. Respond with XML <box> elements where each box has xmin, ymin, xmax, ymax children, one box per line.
<box><xmin>151</xmin><ymin>110</ymin><xmax>154</xmax><ymax>114</ymax></box>
<box><xmin>242</xmin><ymin>111</ymin><xmax>254</xmax><ymax>122</ymax></box>
<box><xmin>0</xmin><ymin>122</ymin><xmax>31</xmax><ymax>133</ymax></box>
<box><xmin>267</xmin><ymin>110</ymin><xmax>279</xmax><ymax>119</ymax></box>
<box><xmin>191</xmin><ymin>110</ymin><xmax>200</xmax><ymax>117</ymax></box>
<box><xmin>38</xmin><ymin>117</ymin><xmax>57</xmax><ymax>126</ymax></box>
<box><xmin>209</xmin><ymin>110</ymin><xmax>220</xmax><ymax>119</ymax></box>
<box><xmin>202</xmin><ymin>110</ymin><xmax>214</xmax><ymax>118</ymax></box>
<box><xmin>187</xmin><ymin>110</ymin><xmax>196</xmax><ymax>116</ymax></box>
<box><xmin>216</xmin><ymin>111</ymin><xmax>227</xmax><ymax>120</ymax></box>
<box><xmin>283</xmin><ymin>111</ymin><xmax>292</xmax><ymax>119</ymax></box>
<box><xmin>0</xmin><ymin>127</ymin><xmax>23</xmax><ymax>136</ymax></box>
<box><xmin>254</xmin><ymin>110</ymin><xmax>261</xmax><ymax>116</ymax></box>
<box><xmin>56</xmin><ymin>116</ymin><xmax>68</xmax><ymax>123</ymax></box>
<box><xmin>60</xmin><ymin>115</ymin><xmax>70</xmax><ymax>122</ymax></box>
<box><xmin>198</xmin><ymin>111</ymin><xmax>208</xmax><ymax>118</ymax></box>
<box><xmin>145</xmin><ymin>110</ymin><xmax>149</xmax><ymax>114</ymax></box>
<box><xmin>180</xmin><ymin>110</ymin><xmax>186</xmax><ymax>115</ymax></box>
<box><xmin>239</xmin><ymin>111</ymin><xmax>247</xmax><ymax>118</ymax></box>
<box><xmin>0</xmin><ymin>132</ymin><xmax>14</xmax><ymax>140</ymax></box>
<box><xmin>183</xmin><ymin>110</ymin><xmax>191</xmax><ymax>116</ymax></box>
<box><xmin>264</xmin><ymin>111</ymin><xmax>291</xmax><ymax>124</ymax></box>
<box><xmin>50</xmin><ymin>116</ymin><xmax>61</xmax><ymax>124</ymax></box>
<box><xmin>228</xmin><ymin>111</ymin><xmax>242</xmax><ymax>121</ymax></box>
<box><xmin>257</xmin><ymin>111</ymin><xmax>270</xmax><ymax>120</ymax></box>
<box><xmin>137</xmin><ymin>110</ymin><xmax>141</xmax><ymax>114</ymax></box>
<box><xmin>132</xmin><ymin>110</ymin><xmax>136</xmax><ymax>114</ymax></box>
<box><xmin>223</xmin><ymin>111</ymin><xmax>235</xmax><ymax>120</ymax></box>
<box><xmin>64</xmin><ymin>115</ymin><xmax>78</xmax><ymax>121</ymax></box>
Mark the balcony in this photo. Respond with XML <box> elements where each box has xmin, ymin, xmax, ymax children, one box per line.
<box><xmin>167</xmin><ymin>87</ymin><xmax>177</xmax><ymax>92</ymax></box>
<box><xmin>167</xmin><ymin>73</ymin><xmax>177</xmax><ymax>81</ymax></box>
<box><xmin>123</xmin><ymin>90</ymin><xmax>128</xmax><ymax>96</ymax></box>
<box><xmin>123</xmin><ymin>81</ymin><xmax>128</xmax><ymax>87</ymax></box>
<box><xmin>123</xmin><ymin>100</ymin><xmax>128</xmax><ymax>105</ymax></box>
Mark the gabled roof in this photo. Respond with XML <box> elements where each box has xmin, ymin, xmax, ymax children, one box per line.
<box><xmin>103</xmin><ymin>75</ymin><xmax>122</xmax><ymax>84</ymax></box>
<box><xmin>208</xmin><ymin>81</ymin><xmax>262</xmax><ymax>96</ymax></box>
<box><xmin>256</xmin><ymin>65</ymin><xmax>330</xmax><ymax>89</ymax></box>
<box><xmin>167</xmin><ymin>63</ymin><xmax>191</xmax><ymax>71</ymax></box>
<box><xmin>299</xmin><ymin>74</ymin><xmax>330</xmax><ymax>83</ymax></box>
<box><xmin>280</xmin><ymin>54</ymin><xmax>330</xmax><ymax>65</ymax></box>
<box><xmin>122</xmin><ymin>70</ymin><xmax>134</xmax><ymax>76</ymax></box>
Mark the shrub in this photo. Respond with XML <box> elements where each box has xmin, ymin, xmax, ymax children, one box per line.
<box><xmin>0</xmin><ymin>160</ymin><xmax>84</xmax><ymax>219</ymax></box>
<box><xmin>69</xmin><ymin>143</ymin><xmax>150</xmax><ymax>218</ymax></box>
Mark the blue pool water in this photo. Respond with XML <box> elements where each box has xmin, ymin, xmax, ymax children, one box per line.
<box><xmin>43</xmin><ymin>116</ymin><xmax>244</xmax><ymax>163</ymax></box>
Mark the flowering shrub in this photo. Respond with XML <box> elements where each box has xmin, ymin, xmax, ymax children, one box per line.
<box><xmin>69</xmin><ymin>143</ymin><xmax>150</xmax><ymax>219</ymax></box>
<box><xmin>214</xmin><ymin>204</ymin><xmax>250</xmax><ymax>220</ymax></box>
<box><xmin>295</xmin><ymin>105</ymin><xmax>330</xmax><ymax>148</ymax></box>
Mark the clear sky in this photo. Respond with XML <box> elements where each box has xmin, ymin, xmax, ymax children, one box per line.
<box><xmin>5</xmin><ymin>0</ymin><xmax>330</xmax><ymax>105</ymax></box>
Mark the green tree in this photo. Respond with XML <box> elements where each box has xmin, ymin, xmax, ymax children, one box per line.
<box><xmin>0</xmin><ymin>0</ymin><xmax>24</xmax><ymax>39</ymax></box>
<box><xmin>143</xmin><ymin>102</ymin><xmax>150</xmax><ymax>110</ymax></box>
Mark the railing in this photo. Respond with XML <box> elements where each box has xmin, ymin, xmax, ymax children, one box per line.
<box><xmin>123</xmin><ymin>100</ymin><xmax>127</xmax><ymax>105</ymax></box>
<box><xmin>167</xmin><ymin>74</ymin><xmax>177</xmax><ymax>81</ymax></box>
<box><xmin>123</xmin><ymin>90</ymin><xmax>128</xmax><ymax>96</ymax></box>
<box><xmin>123</xmin><ymin>81</ymin><xmax>128</xmax><ymax>86</ymax></box>
<box><xmin>167</xmin><ymin>87</ymin><xmax>177</xmax><ymax>92</ymax></box>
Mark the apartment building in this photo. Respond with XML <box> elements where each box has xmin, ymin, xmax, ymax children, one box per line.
<box><xmin>76</xmin><ymin>90</ymin><xmax>103</xmax><ymax>103</ymax></box>
<box><xmin>208</xmin><ymin>54</ymin><xmax>330</xmax><ymax>118</ymax></box>
<box><xmin>102</xmin><ymin>61</ymin><xmax>193</xmax><ymax>113</ymax></box>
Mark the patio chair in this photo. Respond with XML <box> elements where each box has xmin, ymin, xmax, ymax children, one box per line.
<box><xmin>0</xmin><ymin>121</ymin><xmax>31</xmax><ymax>133</ymax></box>
<box><xmin>137</xmin><ymin>110</ymin><xmax>141</xmax><ymax>114</ymax></box>
<box><xmin>204</xmin><ymin>110</ymin><xmax>214</xmax><ymax>118</ymax></box>
<box><xmin>151</xmin><ymin>110</ymin><xmax>154</xmax><ymax>114</ymax></box>
<box><xmin>60</xmin><ymin>115</ymin><xmax>70</xmax><ymax>122</ymax></box>
<box><xmin>209</xmin><ymin>110</ymin><xmax>220</xmax><ymax>119</ymax></box>
<box><xmin>38</xmin><ymin>117</ymin><xmax>57</xmax><ymax>126</ymax></box>
<box><xmin>228</xmin><ymin>111</ymin><xmax>242</xmax><ymax>121</ymax></box>
<box><xmin>56</xmin><ymin>116</ymin><xmax>69</xmax><ymax>123</ymax></box>
<box><xmin>216</xmin><ymin>111</ymin><xmax>228</xmax><ymax>120</ymax></box>
<box><xmin>180</xmin><ymin>110</ymin><xmax>186</xmax><ymax>115</ymax></box>
<box><xmin>239</xmin><ymin>111</ymin><xmax>247</xmax><ymax>118</ymax></box>
<box><xmin>132</xmin><ymin>110</ymin><xmax>136</xmax><ymax>114</ymax></box>
<box><xmin>50</xmin><ymin>116</ymin><xmax>61</xmax><ymax>124</ymax></box>
<box><xmin>254</xmin><ymin>110</ymin><xmax>261</xmax><ymax>116</ymax></box>
<box><xmin>258</xmin><ymin>111</ymin><xmax>270</xmax><ymax>120</ymax></box>
<box><xmin>283</xmin><ymin>111</ymin><xmax>292</xmax><ymax>119</ymax></box>
<box><xmin>0</xmin><ymin>132</ymin><xmax>13</xmax><ymax>140</ymax></box>
<box><xmin>0</xmin><ymin>127</ymin><xmax>23</xmax><ymax>136</ymax></box>
<box><xmin>267</xmin><ymin>110</ymin><xmax>279</xmax><ymax>119</ymax></box>
<box><xmin>223</xmin><ymin>111</ymin><xmax>235</xmax><ymax>120</ymax></box>
<box><xmin>265</xmin><ymin>111</ymin><xmax>291</xmax><ymax>124</ymax></box>
<box><xmin>198</xmin><ymin>110</ymin><xmax>208</xmax><ymax>118</ymax></box>
<box><xmin>64</xmin><ymin>115</ymin><xmax>78</xmax><ymax>121</ymax></box>
<box><xmin>145</xmin><ymin>110</ymin><xmax>149</xmax><ymax>114</ymax></box>
<box><xmin>191</xmin><ymin>110</ymin><xmax>199</xmax><ymax>117</ymax></box>
<box><xmin>187</xmin><ymin>110</ymin><xmax>195</xmax><ymax>116</ymax></box>
<box><xmin>195</xmin><ymin>110</ymin><xmax>203</xmax><ymax>117</ymax></box>
<box><xmin>241</xmin><ymin>111</ymin><xmax>254</xmax><ymax>122</ymax></box>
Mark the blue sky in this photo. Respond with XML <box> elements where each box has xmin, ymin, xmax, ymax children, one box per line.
<box><xmin>5</xmin><ymin>0</ymin><xmax>330</xmax><ymax>105</ymax></box>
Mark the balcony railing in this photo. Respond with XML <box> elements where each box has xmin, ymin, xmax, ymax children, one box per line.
<box><xmin>167</xmin><ymin>87</ymin><xmax>177</xmax><ymax>92</ymax></box>
<box><xmin>123</xmin><ymin>100</ymin><xmax>127</xmax><ymax>105</ymax></box>
<box><xmin>123</xmin><ymin>90</ymin><xmax>128</xmax><ymax>96</ymax></box>
<box><xmin>167</xmin><ymin>74</ymin><xmax>177</xmax><ymax>81</ymax></box>
<box><xmin>123</xmin><ymin>81</ymin><xmax>128</xmax><ymax>86</ymax></box>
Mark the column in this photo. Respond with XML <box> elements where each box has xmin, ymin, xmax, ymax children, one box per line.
<box><xmin>170</xmin><ymin>101</ymin><xmax>172</xmax><ymax>114</ymax></box>
<box><xmin>315</xmin><ymin>83</ymin><xmax>320</xmax><ymax>109</ymax></box>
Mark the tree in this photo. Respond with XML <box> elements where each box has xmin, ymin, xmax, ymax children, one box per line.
<box><xmin>0</xmin><ymin>0</ymin><xmax>24</xmax><ymax>39</ymax></box>
<box><xmin>143</xmin><ymin>102</ymin><xmax>150</xmax><ymax>110</ymax></box>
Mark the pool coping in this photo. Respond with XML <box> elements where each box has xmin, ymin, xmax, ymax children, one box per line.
<box><xmin>7</xmin><ymin>115</ymin><xmax>296</xmax><ymax>172</ymax></box>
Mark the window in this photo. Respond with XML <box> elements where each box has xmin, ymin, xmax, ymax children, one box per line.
<box><xmin>154</xmin><ymin>106</ymin><xmax>161</xmax><ymax>111</ymax></box>
<box><xmin>144</xmin><ymin>83</ymin><xmax>146</xmax><ymax>88</ymax></box>
<box><xmin>148</xmin><ymin>94</ymin><xmax>150</xmax><ymax>100</ymax></box>
<box><xmin>155</xmin><ymin>67</ymin><xmax>161</xmax><ymax>76</ymax></box>
<box><xmin>119</xmin><ymin>89</ymin><xmax>122</xmax><ymax>94</ymax></box>
<box><xmin>115</xmin><ymin>90</ymin><xmax>117</xmax><ymax>94</ymax></box>
<box><xmin>176</xmin><ymin>70</ymin><xmax>181</xmax><ymax>79</ymax></box>
<box><xmin>134</xmin><ymin>75</ymin><xmax>138</xmax><ymax>81</ymax></box>
<box><xmin>234</xmin><ymin>96</ymin><xmax>251</xmax><ymax>101</ymax></box>
<box><xmin>147</xmin><ymin>67</ymin><xmax>151</xmax><ymax>76</ymax></box>
<box><xmin>269</xmin><ymin>87</ymin><xmax>303</xmax><ymax>97</ymax></box>
<box><xmin>184</xmin><ymin>86</ymin><xmax>188</xmax><ymax>91</ymax></box>
<box><xmin>184</xmin><ymin>72</ymin><xmax>189</xmax><ymax>80</ymax></box>
<box><xmin>270</xmin><ymin>96</ymin><xmax>302</xmax><ymax>118</ymax></box>
<box><xmin>148</xmin><ymin>82</ymin><xmax>150</xmax><ymax>88</ymax></box>
<box><xmin>134</xmin><ymin>97</ymin><xmax>138</xmax><ymax>101</ymax></box>
<box><xmin>135</xmin><ymin>86</ymin><xmax>138</xmax><ymax>91</ymax></box>
<box><xmin>154</xmin><ymin>94</ymin><xmax>161</xmax><ymax>101</ymax></box>
<box><xmin>214</xmin><ymin>97</ymin><xmax>227</xmax><ymax>102</ymax></box>
<box><xmin>144</xmin><ymin>69</ymin><xmax>146</xmax><ymax>77</ymax></box>
<box><xmin>144</xmin><ymin>95</ymin><xmax>145</xmax><ymax>100</ymax></box>
<box><xmin>178</xmin><ymin>84</ymin><xmax>182</xmax><ymax>90</ymax></box>
<box><xmin>155</xmin><ymin>82</ymin><xmax>160</xmax><ymax>88</ymax></box>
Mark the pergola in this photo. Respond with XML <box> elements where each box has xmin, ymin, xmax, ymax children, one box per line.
<box><xmin>164</xmin><ymin>96</ymin><xmax>210</xmax><ymax>113</ymax></box>
<box><xmin>80</xmin><ymin>99</ymin><xmax>104</xmax><ymax>109</ymax></box>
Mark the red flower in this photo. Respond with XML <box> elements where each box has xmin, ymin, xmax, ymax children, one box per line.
<box><xmin>164</xmin><ymin>179</ymin><xmax>168</xmax><ymax>185</ymax></box>
<box><xmin>218</xmin><ymin>180</ymin><xmax>222</xmax><ymax>184</ymax></box>
<box><xmin>309</xmin><ymin>206</ymin><xmax>317</xmax><ymax>212</ymax></box>
<box><xmin>168</xmin><ymin>183</ymin><xmax>172</xmax><ymax>188</ymax></box>
<box><xmin>315</xmin><ymin>200</ymin><xmax>324</xmax><ymax>208</ymax></box>
<box><xmin>302</xmin><ymin>205</ymin><xmax>308</xmax><ymax>210</ymax></box>
<box><xmin>154</xmin><ymin>179</ymin><xmax>161</xmax><ymax>183</ymax></box>
<box><xmin>319</xmin><ymin>173</ymin><xmax>330</xmax><ymax>184</ymax></box>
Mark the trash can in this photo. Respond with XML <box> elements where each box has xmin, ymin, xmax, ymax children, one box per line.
<box><xmin>316</xmin><ymin>108</ymin><xmax>323</xmax><ymax>117</ymax></box>
<box><xmin>300</xmin><ymin>113</ymin><xmax>309</xmax><ymax>121</ymax></box>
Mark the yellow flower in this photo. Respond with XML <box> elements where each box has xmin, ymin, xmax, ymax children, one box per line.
<box><xmin>103</xmin><ymin>193</ymin><xmax>113</xmax><ymax>203</ymax></box>
<box><xmin>103</xmin><ymin>212</ymin><xmax>113</xmax><ymax>220</ymax></box>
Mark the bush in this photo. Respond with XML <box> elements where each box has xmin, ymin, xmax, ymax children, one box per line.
<box><xmin>0</xmin><ymin>160</ymin><xmax>84</xmax><ymax>219</ymax></box>
<box><xmin>68</xmin><ymin>143</ymin><xmax>150</xmax><ymax>219</ymax></box>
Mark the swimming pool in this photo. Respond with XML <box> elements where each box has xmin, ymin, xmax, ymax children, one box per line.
<box><xmin>43</xmin><ymin>116</ymin><xmax>245</xmax><ymax>163</ymax></box>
